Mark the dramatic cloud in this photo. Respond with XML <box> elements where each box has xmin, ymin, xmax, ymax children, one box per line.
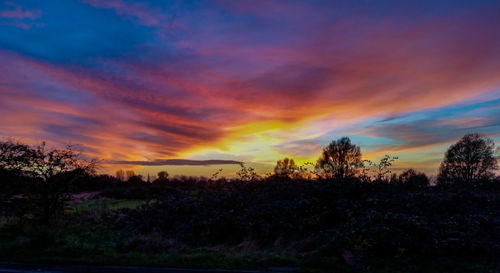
<box><xmin>0</xmin><ymin>0</ymin><xmax>499</xmax><ymax>175</ymax></box>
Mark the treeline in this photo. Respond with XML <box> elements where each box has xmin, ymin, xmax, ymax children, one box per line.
<box><xmin>113</xmin><ymin>133</ymin><xmax>498</xmax><ymax>186</ymax></box>
<box><xmin>0</xmin><ymin>134</ymin><xmax>499</xmax><ymax>272</ymax></box>
<box><xmin>273</xmin><ymin>133</ymin><xmax>497</xmax><ymax>184</ymax></box>
<box><xmin>0</xmin><ymin>133</ymin><xmax>498</xmax><ymax>223</ymax></box>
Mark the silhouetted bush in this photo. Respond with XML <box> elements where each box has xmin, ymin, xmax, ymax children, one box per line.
<box><xmin>398</xmin><ymin>169</ymin><xmax>429</xmax><ymax>190</ymax></box>
<box><xmin>108</xmin><ymin>178</ymin><xmax>499</xmax><ymax>261</ymax></box>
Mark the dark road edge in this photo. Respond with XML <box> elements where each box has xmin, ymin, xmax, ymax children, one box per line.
<box><xmin>0</xmin><ymin>263</ymin><xmax>301</xmax><ymax>273</ymax></box>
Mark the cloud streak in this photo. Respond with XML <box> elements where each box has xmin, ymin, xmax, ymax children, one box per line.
<box><xmin>105</xmin><ymin>159</ymin><xmax>242</xmax><ymax>166</ymax></box>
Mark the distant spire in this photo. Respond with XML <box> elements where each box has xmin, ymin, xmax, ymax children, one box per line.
<box><xmin>147</xmin><ymin>173</ymin><xmax>151</xmax><ymax>183</ymax></box>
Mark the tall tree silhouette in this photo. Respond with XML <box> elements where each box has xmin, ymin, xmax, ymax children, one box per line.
<box><xmin>438</xmin><ymin>133</ymin><xmax>497</xmax><ymax>184</ymax></box>
<box><xmin>317</xmin><ymin>137</ymin><xmax>362</xmax><ymax>179</ymax></box>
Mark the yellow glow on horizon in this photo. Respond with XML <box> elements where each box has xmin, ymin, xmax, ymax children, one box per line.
<box><xmin>178</xmin><ymin>117</ymin><xmax>327</xmax><ymax>165</ymax></box>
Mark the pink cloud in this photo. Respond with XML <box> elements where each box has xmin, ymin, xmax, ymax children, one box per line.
<box><xmin>0</xmin><ymin>2</ymin><xmax>41</xmax><ymax>19</ymax></box>
<box><xmin>82</xmin><ymin>0</ymin><xmax>175</xmax><ymax>28</ymax></box>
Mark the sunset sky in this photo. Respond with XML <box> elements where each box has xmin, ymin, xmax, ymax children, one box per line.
<box><xmin>1</xmin><ymin>0</ymin><xmax>499</xmax><ymax>177</ymax></box>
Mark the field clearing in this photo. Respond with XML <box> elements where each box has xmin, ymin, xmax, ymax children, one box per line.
<box><xmin>69</xmin><ymin>199</ymin><xmax>153</xmax><ymax>212</ymax></box>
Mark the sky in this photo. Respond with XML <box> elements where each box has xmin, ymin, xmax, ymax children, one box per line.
<box><xmin>0</xmin><ymin>0</ymin><xmax>499</xmax><ymax>177</ymax></box>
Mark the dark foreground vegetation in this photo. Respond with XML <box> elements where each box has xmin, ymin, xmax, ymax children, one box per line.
<box><xmin>0</xmin><ymin>134</ymin><xmax>498</xmax><ymax>272</ymax></box>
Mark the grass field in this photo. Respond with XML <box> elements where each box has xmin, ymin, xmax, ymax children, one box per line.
<box><xmin>69</xmin><ymin>199</ymin><xmax>152</xmax><ymax>212</ymax></box>
<box><xmin>1</xmin><ymin>182</ymin><xmax>499</xmax><ymax>273</ymax></box>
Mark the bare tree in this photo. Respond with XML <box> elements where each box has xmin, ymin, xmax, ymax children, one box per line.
<box><xmin>316</xmin><ymin>137</ymin><xmax>363</xmax><ymax>179</ymax></box>
<box><xmin>115</xmin><ymin>169</ymin><xmax>126</xmax><ymax>181</ymax></box>
<box><xmin>237</xmin><ymin>163</ymin><xmax>260</xmax><ymax>181</ymax></box>
<box><xmin>438</xmin><ymin>134</ymin><xmax>497</xmax><ymax>184</ymax></box>
<box><xmin>364</xmin><ymin>155</ymin><xmax>398</xmax><ymax>181</ymax></box>
<box><xmin>126</xmin><ymin>170</ymin><xmax>136</xmax><ymax>180</ymax></box>
<box><xmin>0</xmin><ymin>140</ymin><xmax>97</xmax><ymax>223</ymax></box>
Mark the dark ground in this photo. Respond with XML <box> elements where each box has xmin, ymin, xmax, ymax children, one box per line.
<box><xmin>0</xmin><ymin>263</ymin><xmax>299</xmax><ymax>273</ymax></box>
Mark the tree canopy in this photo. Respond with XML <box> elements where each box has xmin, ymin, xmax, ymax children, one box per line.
<box><xmin>438</xmin><ymin>133</ymin><xmax>497</xmax><ymax>184</ymax></box>
<box><xmin>274</xmin><ymin>157</ymin><xmax>298</xmax><ymax>177</ymax></box>
<box><xmin>316</xmin><ymin>137</ymin><xmax>363</xmax><ymax>179</ymax></box>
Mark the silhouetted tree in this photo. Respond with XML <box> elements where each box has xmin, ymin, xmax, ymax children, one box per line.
<box><xmin>115</xmin><ymin>169</ymin><xmax>126</xmax><ymax>181</ymax></box>
<box><xmin>237</xmin><ymin>163</ymin><xmax>260</xmax><ymax>181</ymax></box>
<box><xmin>210</xmin><ymin>168</ymin><xmax>223</xmax><ymax>180</ymax></box>
<box><xmin>316</xmin><ymin>137</ymin><xmax>363</xmax><ymax>179</ymax></box>
<box><xmin>115</xmin><ymin>169</ymin><xmax>136</xmax><ymax>181</ymax></box>
<box><xmin>274</xmin><ymin>157</ymin><xmax>298</xmax><ymax>178</ymax></box>
<box><xmin>158</xmin><ymin>170</ymin><xmax>169</xmax><ymax>180</ymax></box>
<box><xmin>0</xmin><ymin>168</ymin><xmax>27</xmax><ymax>216</ymax></box>
<box><xmin>0</xmin><ymin>141</ymin><xmax>29</xmax><ymax>205</ymax></box>
<box><xmin>0</xmin><ymin>140</ymin><xmax>96</xmax><ymax>223</ymax></box>
<box><xmin>438</xmin><ymin>134</ymin><xmax>497</xmax><ymax>184</ymax></box>
<box><xmin>126</xmin><ymin>170</ymin><xmax>136</xmax><ymax>179</ymax></box>
<box><xmin>1</xmin><ymin>141</ymin><xmax>25</xmax><ymax>167</ymax></box>
<box><xmin>128</xmin><ymin>175</ymin><xmax>144</xmax><ymax>185</ymax></box>
<box><xmin>398</xmin><ymin>169</ymin><xmax>429</xmax><ymax>190</ymax></box>
<box><xmin>365</xmin><ymin>155</ymin><xmax>398</xmax><ymax>181</ymax></box>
